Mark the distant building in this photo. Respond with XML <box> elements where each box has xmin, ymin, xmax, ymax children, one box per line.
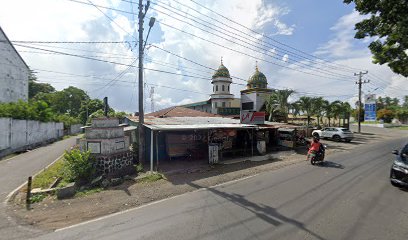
<box><xmin>181</xmin><ymin>58</ymin><xmax>240</xmax><ymax>115</ymax></box>
<box><xmin>0</xmin><ymin>26</ymin><xmax>29</xmax><ymax>103</ymax></box>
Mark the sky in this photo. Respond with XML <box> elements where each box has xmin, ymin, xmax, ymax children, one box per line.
<box><xmin>0</xmin><ymin>0</ymin><xmax>407</xmax><ymax>113</ymax></box>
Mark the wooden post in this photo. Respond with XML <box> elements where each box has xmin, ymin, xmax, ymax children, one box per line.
<box><xmin>26</xmin><ymin>176</ymin><xmax>32</xmax><ymax>210</ymax></box>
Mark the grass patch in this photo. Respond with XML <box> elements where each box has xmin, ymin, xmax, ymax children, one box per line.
<box><xmin>32</xmin><ymin>157</ymin><xmax>67</xmax><ymax>189</ymax></box>
<box><xmin>396</xmin><ymin>126</ymin><xmax>408</xmax><ymax>130</ymax></box>
<box><xmin>135</xmin><ymin>163</ymin><xmax>144</xmax><ymax>172</ymax></box>
<box><xmin>75</xmin><ymin>187</ymin><xmax>103</xmax><ymax>198</ymax></box>
<box><xmin>30</xmin><ymin>194</ymin><xmax>46</xmax><ymax>204</ymax></box>
<box><xmin>138</xmin><ymin>173</ymin><xmax>165</xmax><ymax>183</ymax></box>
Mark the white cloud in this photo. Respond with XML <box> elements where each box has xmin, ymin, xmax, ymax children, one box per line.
<box><xmin>315</xmin><ymin>11</ymin><xmax>368</xmax><ymax>58</ymax></box>
<box><xmin>8</xmin><ymin>0</ymin><xmax>380</xmax><ymax>114</ymax></box>
<box><xmin>282</xmin><ymin>54</ymin><xmax>289</xmax><ymax>63</ymax></box>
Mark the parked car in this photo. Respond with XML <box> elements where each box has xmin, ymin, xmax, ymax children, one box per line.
<box><xmin>390</xmin><ymin>144</ymin><xmax>408</xmax><ymax>188</ymax></box>
<box><xmin>312</xmin><ymin>127</ymin><xmax>354</xmax><ymax>142</ymax></box>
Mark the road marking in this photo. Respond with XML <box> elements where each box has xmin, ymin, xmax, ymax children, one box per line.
<box><xmin>55</xmin><ymin>174</ymin><xmax>258</xmax><ymax>232</ymax></box>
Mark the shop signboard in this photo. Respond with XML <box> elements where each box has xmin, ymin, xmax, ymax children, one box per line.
<box><xmin>240</xmin><ymin>111</ymin><xmax>265</xmax><ymax>124</ymax></box>
<box><xmin>364</xmin><ymin>94</ymin><xmax>377</xmax><ymax>122</ymax></box>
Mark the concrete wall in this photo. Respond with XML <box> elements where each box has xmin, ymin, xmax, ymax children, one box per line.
<box><xmin>0</xmin><ymin>118</ymin><xmax>64</xmax><ymax>157</ymax></box>
<box><xmin>69</xmin><ymin>124</ymin><xmax>82</xmax><ymax>135</ymax></box>
<box><xmin>0</xmin><ymin>28</ymin><xmax>29</xmax><ymax>103</ymax></box>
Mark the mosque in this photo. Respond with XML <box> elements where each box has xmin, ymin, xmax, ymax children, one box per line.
<box><xmin>181</xmin><ymin>58</ymin><xmax>274</xmax><ymax>117</ymax></box>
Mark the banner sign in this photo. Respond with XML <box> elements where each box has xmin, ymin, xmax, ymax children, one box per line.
<box><xmin>364</xmin><ymin>103</ymin><xmax>376</xmax><ymax>121</ymax></box>
<box><xmin>240</xmin><ymin>111</ymin><xmax>265</xmax><ymax>124</ymax></box>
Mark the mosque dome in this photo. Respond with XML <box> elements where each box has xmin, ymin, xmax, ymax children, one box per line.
<box><xmin>248</xmin><ymin>65</ymin><xmax>267</xmax><ymax>88</ymax></box>
<box><xmin>212</xmin><ymin>59</ymin><xmax>231</xmax><ymax>78</ymax></box>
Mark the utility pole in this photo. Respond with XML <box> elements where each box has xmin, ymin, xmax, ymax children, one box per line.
<box><xmin>355</xmin><ymin>71</ymin><xmax>369</xmax><ymax>133</ymax></box>
<box><xmin>138</xmin><ymin>0</ymin><xmax>154</xmax><ymax>165</ymax></box>
<box><xmin>138</xmin><ymin>0</ymin><xmax>145</xmax><ymax>164</ymax></box>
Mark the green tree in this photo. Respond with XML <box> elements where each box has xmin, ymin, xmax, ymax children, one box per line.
<box><xmin>330</xmin><ymin>101</ymin><xmax>343</xmax><ymax>127</ymax></box>
<box><xmin>267</xmin><ymin>89</ymin><xmax>295</xmax><ymax>122</ymax></box>
<box><xmin>289</xmin><ymin>102</ymin><xmax>300</xmax><ymax>123</ymax></box>
<box><xmin>78</xmin><ymin>99</ymin><xmax>105</xmax><ymax>124</ymax></box>
<box><xmin>273</xmin><ymin>89</ymin><xmax>295</xmax><ymax>123</ymax></box>
<box><xmin>344</xmin><ymin>0</ymin><xmax>408</xmax><ymax>76</ymax></box>
<box><xmin>28</xmin><ymin>70</ymin><xmax>55</xmax><ymax>99</ymax></box>
<box><xmin>265</xmin><ymin>94</ymin><xmax>279</xmax><ymax>122</ymax></box>
<box><xmin>51</xmin><ymin>86</ymin><xmax>90</xmax><ymax>117</ymax></box>
<box><xmin>377</xmin><ymin>108</ymin><xmax>395</xmax><ymax>123</ymax></box>
<box><xmin>297</xmin><ymin>96</ymin><xmax>314</xmax><ymax>126</ymax></box>
<box><xmin>312</xmin><ymin>97</ymin><xmax>328</xmax><ymax>128</ymax></box>
<box><xmin>403</xmin><ymin>96</ymin><xmax>408</xmax><ymax>108</ymax></box>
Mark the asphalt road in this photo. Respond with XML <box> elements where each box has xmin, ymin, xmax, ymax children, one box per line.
<box><xmin>33</xmin><ymin>136</ymin><xmax>408</xmax><ymax>240</ymax></box>
<box><xmin>0</xmin><ymin>137</ymin><xmax>77</xmax><ymax>240</ymax></box>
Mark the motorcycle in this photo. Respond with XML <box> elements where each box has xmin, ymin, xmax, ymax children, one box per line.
<box><xmin>308</xmin><ymin>144</ymin><xmax>326</xmax><ymax>165</ymax></box>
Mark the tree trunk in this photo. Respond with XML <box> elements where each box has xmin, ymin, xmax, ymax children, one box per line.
<box><xmin>317</xmin><ymin>116</ymin><xmax>320</xmax><ymax>127</ymax></box>
<box><xmin>307</xmin><ymin>115</ymin><xmax>310</xmax><ymax>126</ymax></box>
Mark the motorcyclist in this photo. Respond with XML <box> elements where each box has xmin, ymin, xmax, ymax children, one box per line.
<box><xmin>308</xmin><ymin>136</ymin><xmax>322</xmax><ymax>160</ymax></box>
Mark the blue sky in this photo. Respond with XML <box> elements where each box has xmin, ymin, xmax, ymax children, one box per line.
<box><xmin>0</xmin><ymin>0</ymin><xmax>406</xmax><ymax>113</ymax></box>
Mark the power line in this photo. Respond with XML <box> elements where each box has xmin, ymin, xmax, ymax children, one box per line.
<box><xmin>187</xmin><ymin>0</ymin><xmax>363</xmax><ymax>72</ymax></box>
<box><xmin>64</xmin><ymin>0</ymin><xmax>356</xmax><ymax>82</ymax></box>
<box><xmin>154</xmin><ymin>21</ymin><xmax>354</xmax><ymax>83</ymax></box>
<box><xmin>8</xmin><ymin>40</ymin><xmax>137</xmax><ymax>44</ymax></box>
<box><xmin>149</xmin><ymin>6</ymin><xmax>355</xmax><ymax>80</ymax></box>
<box><xmin>150</xmin><ymin>0</ymin><xmax>357</xmax><ymax>76</ymax></box>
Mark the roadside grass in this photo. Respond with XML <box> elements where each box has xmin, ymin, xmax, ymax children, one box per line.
<box><xmin>32</xmin><ymin>157</ymin><xmax>66</xmax><ymax>189</ymax></box>
<box><xmin>138</xmin><ymin>172</ymin><xmax>166</xmax><ymax>183</ymax></box>
<box><xmin>396</xmin><ymin>126</ymin><xmax>408</xmax><ymax>130</ymax></box>
<box><xmin>30</xmin><ymin>194</ymin><xmax>46</xmax><ymax>204</ymax></box>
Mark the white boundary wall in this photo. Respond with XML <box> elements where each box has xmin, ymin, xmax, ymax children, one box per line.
<box><xmin>0</xmin><ymin>118</ymin><xmax>64</xmax><ymax>157</ymax></box>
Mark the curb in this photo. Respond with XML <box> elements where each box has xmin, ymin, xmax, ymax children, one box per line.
<box><xmin>4</xmin><ymin>153</ymin><xmax>64</xmax><ymax>205</ymax></box>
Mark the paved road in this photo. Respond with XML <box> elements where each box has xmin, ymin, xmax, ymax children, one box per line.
<box><xmin>34</xmin><ymin>136</ymin><xmax>408</xmax><ymax>240</ymax></box>
<box><xmin>0</xmin><ymin>137</ymin><xmax>77</xmax><ymax>240</ymax></box>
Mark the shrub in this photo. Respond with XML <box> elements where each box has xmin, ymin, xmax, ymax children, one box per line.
<box><xmin>63</xmin><ymin>149</ymin><xmax>94</xmax><ymax>183</ymax></box>
<box><xmin>377</xmin><ymin>108</ymin><xmax>395</xmax><ymax>123</ymax></box>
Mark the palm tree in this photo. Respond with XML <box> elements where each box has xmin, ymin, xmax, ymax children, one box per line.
<box><xmin>265</xmin><ymin>89</ymin><xmax>295</xmax><ymax>122</ymax></box>
<box><xmin>274</xmin><ymin>89</ymin><xmax>295</xmax><ymax>122</ymax></box>
<box><xmin>312</xmin><ymin>97</ymin><xmax>328</xmax><ymax>128</ymax></box>
<box><xmin>340</xmin><ymin>101</ymin><xmax>352</xmax><ymax>127</ymax></box>
<box><xmin>290</xmin><ymin>102</ymin><xmax>300</xmax><ymax>124</ymax></box>
<box><xmin>330</xmin><ymin>101</ymin><xmax>342</xmax><ymax>127</ymax></box>
<box><xmin>265</xmin><ymin>93</ymin><xmax>279</xmax><ymax>122</ymax></box>
<box><xmin>297</xmin><ymin>96</ymin><xmax>314</xmax><ymax>126</ymax></box>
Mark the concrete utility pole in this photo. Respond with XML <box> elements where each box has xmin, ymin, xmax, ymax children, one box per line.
<box><xmin>138</xmin><ymin>0</ymin><xmax>155</xmax><ymax>165</ymax></box>
<box><xmin>355</xmin><ymin>71</ymin><xmax>369</xmax><ymax>133</ymax></box>
<box><xmin>138</xmin><ymin>0</ymin><xmax>145</xmax><ymax>164</ymax></box>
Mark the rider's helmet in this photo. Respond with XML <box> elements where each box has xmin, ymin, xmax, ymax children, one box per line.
<box><xmin>313</xmin><ymin>135</ymin><xmax>320</xmax><ymax>142</ymax></box>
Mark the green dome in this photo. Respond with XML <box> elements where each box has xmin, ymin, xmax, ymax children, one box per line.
<box><xmin>248</xmin><ymin>66</ymin><xmax>267</xmax><ymax>88</ymax></box>
<box><xmin>212</xmin><ymin>62</ymin><xmax>231</xmax><ymax>78</ymax></box>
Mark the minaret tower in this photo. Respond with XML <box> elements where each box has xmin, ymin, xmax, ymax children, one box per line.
<box><xmin>210</xmin><ymin>57</ymin><xmax>234</xmax><ymax>114</ymax></box>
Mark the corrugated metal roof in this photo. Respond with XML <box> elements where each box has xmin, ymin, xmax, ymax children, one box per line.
<box><xmin>145</xmin><ymin>106</ymin><xmax>219</xmax><ymax>118</ymax></box>
<box><xmin>145</xmin><ymin>123</ymin><xmax>256</xmax><ymax>131</ymax></box>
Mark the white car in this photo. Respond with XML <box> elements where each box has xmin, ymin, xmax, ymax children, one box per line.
<box><xmin>312</xmin><ymin>127</ymin><xmax>354</xmax><ymax>142</ymax></box>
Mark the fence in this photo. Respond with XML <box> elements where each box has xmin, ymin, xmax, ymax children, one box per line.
<box><xmin>0</xmin><ymin>118</ymin><xmax>64</xmax><ymax>158</ymax></box>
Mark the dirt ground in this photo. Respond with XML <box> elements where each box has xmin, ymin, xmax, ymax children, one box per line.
<box><xmin>7</xmin><ymin>128</ymin><xmax>403</xmax><ymax>231</ymax></box>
